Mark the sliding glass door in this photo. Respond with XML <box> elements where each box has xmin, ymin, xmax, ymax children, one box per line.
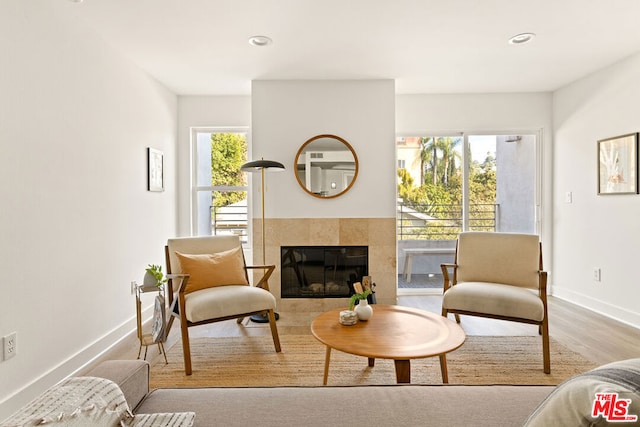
<box><xmin>397</xmin><ymin>132</ymin><xmax>539</xmax><ymax>292</ymax></box>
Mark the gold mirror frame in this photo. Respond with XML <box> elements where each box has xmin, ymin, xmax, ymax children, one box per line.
<box><xmin>294</xmin><ymin>134</ymin><xmax>359</xmax><ymax>199</ymax></box>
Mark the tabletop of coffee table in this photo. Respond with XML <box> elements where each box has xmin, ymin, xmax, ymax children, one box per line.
<box><xmin>311</xmin><ymin>304</ymin><xmax>466</xmax><ymax>384</ymax></box>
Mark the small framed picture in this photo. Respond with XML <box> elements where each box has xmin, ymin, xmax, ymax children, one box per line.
<box><xmin>147</xmin><ymin>148</ymin><xmax>164</xmax><ymax>192</ymax></box>
<box><xmin>598</xmin><ymin>133</ymin><xmax>638</xmax><ymax>195</ymax></box>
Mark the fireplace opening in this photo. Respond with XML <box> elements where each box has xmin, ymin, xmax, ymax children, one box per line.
<box><xmin>281</xmin><ymin>246</ymin><xmax>368</xmax><ymax>298</ymax></box>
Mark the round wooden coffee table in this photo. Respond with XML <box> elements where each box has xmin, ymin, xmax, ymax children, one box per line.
<box><xmin>311</xmin><ymin>305</ymin><xmax>466</xmax><ymax>385</ymax></box>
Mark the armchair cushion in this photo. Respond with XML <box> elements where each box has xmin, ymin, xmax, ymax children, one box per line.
<box><xmin>175</xmin><ymin>247</ymin><xmax>248</xmax><ymax>293</ymax></box>
<box><xmin>184</xmin><ymin>285</ymin><xmax>276</xmax><ymax>323</ymax></box>
<box><xmin>443</xmin><ymin>282</ymin><xmax>545</xmax><ymax>322</ymax></box>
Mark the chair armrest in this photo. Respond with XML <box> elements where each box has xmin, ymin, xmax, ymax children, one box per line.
<box><xmin>440</xmin><ymin>263</ymin><xmax>457</xmax><ymax>292</ymax></box>
<box><xmin>166</xmin><ymin>273</ymin><xmax>188</xmax><ymax>280</ymax></box>
<box><xmin>246</xmin><ymin>264</ymin><xmax>275</xmax><ymax>270</ymax></box>
<box><xmin>166</xmin><ymin>274</ymin><xmax>190</xmax><ymax>293</ymax></box>
<box><xmin>246</xmin><ymin>265</ymin><xmax>275</xmax><ymax>290</ymax></box>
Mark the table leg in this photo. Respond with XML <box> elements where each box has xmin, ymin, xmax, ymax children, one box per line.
<box><xmin>323</xmin><ymin>346</ymin><xmax>331</xmax><ymax>386</ymax></box>
<box><xmin>394</xmin><ymin>359</ymin><xmax>411</xmax><ymax>383</ymax></box>
<box><xmin>439</xmin><ymin>354</ymin><xmax>449</xmax><ymax>383</ymax></box>
<box><xmin>368</xmin><ymin>357</ymin><xmax>375</xmax><ymax>367</ymax></box>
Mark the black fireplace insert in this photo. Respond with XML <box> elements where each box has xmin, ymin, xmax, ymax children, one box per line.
<box><xmin>280</xmin><ymin>246</ymin><xmax>368</xmax><ymax>298</ymax></box>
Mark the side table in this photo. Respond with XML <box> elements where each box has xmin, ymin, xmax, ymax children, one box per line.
<box><xmin>135</xmin><ymin>284</ymin><xmax>168</xmax><ymax>364</ymax></box>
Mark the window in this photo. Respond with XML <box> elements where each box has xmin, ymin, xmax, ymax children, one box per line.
<box><xmin>192</xmin><ymin>128</ymin><xmax>249</xmax><ymax>243</ymax></box>
<box><xmin>396</xmin><ymin>132</ymin><xmax>540</xmax><ymax>293</ymax></box>
<box><xmin>397</xmin><ymin>133</ymin><xmax>538</xmax><ymax>240</ymax></box>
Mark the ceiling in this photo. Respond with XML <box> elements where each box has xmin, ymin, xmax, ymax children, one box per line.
<box><xmin>61</xmin><ymin>0</ymin><xmax>640</xmax><ymax>96</ymax></box>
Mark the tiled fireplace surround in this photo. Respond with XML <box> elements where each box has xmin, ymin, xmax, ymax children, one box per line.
<box><xmin>252</xmin><ymin>217</ymin><xmax>397</xmax><ymax>312</ymax></box>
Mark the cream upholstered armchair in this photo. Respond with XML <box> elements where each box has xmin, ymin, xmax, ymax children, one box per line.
<box><xmin>441</xmin><ymin>232</ymin><xmax>550</xmax><ymax>374</ymax></box>
<box><xmin>165</xmin><ymin>235</ymin><xmax>281</xmax><ymax>375</ymax></box>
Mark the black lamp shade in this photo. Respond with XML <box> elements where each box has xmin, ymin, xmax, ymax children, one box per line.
<box><xmin>240</xmin><ymin>159</ymin><xmax>285</xmax><ymax>172</ymax></box>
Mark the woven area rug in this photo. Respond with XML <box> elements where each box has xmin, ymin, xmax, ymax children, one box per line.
<box><xmin>149</xmin><ymin>334</ymin><xmax>597</xmax><ymax>388</ymax></box>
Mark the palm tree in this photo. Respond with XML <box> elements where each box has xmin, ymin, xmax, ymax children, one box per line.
<box><xmin>439</xmin><ymin>137</ymin><xmax>462</xmax><ymax>186</ymax></box>
<box><xmin>419</xmin><ymin>137</ymin><xmax>438</xmax><ymax>185</ymax></box>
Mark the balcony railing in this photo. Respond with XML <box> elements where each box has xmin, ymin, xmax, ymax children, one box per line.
<box><xmin>210</xmin><ymin>201</ymin><xmax>497</xmax><ymax>242</ymax></box>
<box><xmin>211</xmin><ymin>204</ymin><xmax>248</xmax><ymax>243</ymax></box>
<box><xmin>397</xmin><ymin>202</ymin><xmax>498</xmax><ymax>240</ymax></box>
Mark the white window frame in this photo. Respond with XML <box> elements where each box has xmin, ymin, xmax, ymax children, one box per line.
<box><xmin>190</xmin><ymin>126</ymin><xmax>251</xmax><ymax>247</ymax></box>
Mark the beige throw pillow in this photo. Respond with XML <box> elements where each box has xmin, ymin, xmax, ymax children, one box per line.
<box><xmin>175</xmin><ymin>247</ymin><xmax>248</xmax><ymax>293</ymax></box>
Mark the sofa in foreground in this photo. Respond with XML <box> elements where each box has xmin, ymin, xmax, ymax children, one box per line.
<box><xmin>3</xmin><ymin>358</ymin><xmax>640</xmax><ymax>426</ymax></box>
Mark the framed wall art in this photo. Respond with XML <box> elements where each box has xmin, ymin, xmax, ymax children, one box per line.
<box><xmin>147</xmin><ymin>147</ymin><xmax>164</xmax><ymax>192</ymax></box>
<box><xmin>597</xmin><ymin>133</ymin><xmax>638</xmax><ymax>195</ymax></box>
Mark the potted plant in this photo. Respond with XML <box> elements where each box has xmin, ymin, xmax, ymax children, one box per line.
<box><xmin>349</xmin><ymin>289</ymin><xmax>372</xmax><ymax>311</ymax></box>
<box><xmin>350</xmin><ymin>289</ymin><xmax>373</xmax><ymax>320</ymax></box>
<box><xmin>142</xmin><ymin>264</ymin><xmax>167</xmax><ymax>292</ymax></box>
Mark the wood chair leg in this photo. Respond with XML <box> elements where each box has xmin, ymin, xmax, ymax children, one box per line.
<box><xmin>541</xmin><ymin>319</ymin><xmax>551</xmax><ymax>374</ymax></box>
<box><xmin>267</xmin><ymin>309</ymin><xmax>281</xmax><ymax>352</ymax></box>
<box><xmin>180</xmin><ymin>319</ymin><xmax>192</xmax><ymax>375</ymax></box>
<box><xmin>441</xmin><ymin>309</ymin><xmax>461</xmax><ymax>323</ymax></box>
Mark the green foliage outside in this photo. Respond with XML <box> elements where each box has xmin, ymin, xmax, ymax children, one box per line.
<box><xmin>398</xmin><ymin>137</ymin><xmax>497</xmax><ymax>240</ymax></box>
<box><xmin>211</xmin><ymin>133</ymin><xmax>247</xmax><ymax>207</ymax></box>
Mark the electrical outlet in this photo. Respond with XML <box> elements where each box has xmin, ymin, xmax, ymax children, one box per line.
<box><xmin>3</xmin><ymin>332</ymin><xmax>16</xmax><ymax>361</ymax></box>
<box><xmin>593</xmin><ymin>268</ymin><xmax>601</xmax><ymax>282</ymax></box>
<box><xmin>130</xmin><ymin>281</ymin><xmax>138</xmax><ymax>295</ymax></box>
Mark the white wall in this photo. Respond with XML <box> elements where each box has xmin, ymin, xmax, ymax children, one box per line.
<box><xmin>251</xmin><ymin>80</ymin><xmax>396</xmax><ymax>219</ymax></box>
<box><xmin>396</xmin><ymin>93</ymin><xmax>554</xmax><ymax>275</ymax></box>
<box><xmin>0</xmin><ymin>1</ymin><xmax>177</xmax><ymax>419</ymax></box>
<box><xmin>553</xmin><ymin>52</ymin><xmax>640</xmax><ymax>327</ymax></box>
<box><xmin>176</xmin><ymin>96</ymin><xmax>251</xmax><ymax>236</ymax></box>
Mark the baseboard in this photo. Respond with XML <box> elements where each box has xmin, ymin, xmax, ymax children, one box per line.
<box><xmin>552</xmin><ymin>286</ymin><xmax>640</xmax><ymax>330</ymax></box>
<box><xmin>0</xmin><ymin>305</ymin><xmax>153</xmax><ymax>421</ymax></box>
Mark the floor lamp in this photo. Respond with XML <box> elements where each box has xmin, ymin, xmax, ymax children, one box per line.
<box><xmin>241</xmin><ymin>157</ymin><xmax>285</xmax><ymax>323</ymax></box>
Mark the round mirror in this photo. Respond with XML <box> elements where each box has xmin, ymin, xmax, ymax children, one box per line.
<box><xmin>294</xmin><ymin>134</ymin><xmax>359</xmax><ymax>198</ymax></box>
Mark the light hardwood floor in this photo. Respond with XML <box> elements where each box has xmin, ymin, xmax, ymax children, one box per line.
<box><xmin>96</xmin><ymin>295</ymin><xmax>640</xmax><ymax>371</ymax></box>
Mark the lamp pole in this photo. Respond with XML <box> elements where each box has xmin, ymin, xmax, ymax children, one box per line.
<box><xmin>260</xmin><ymin>164</ymin><xmax>266</xmax><ymax>266</ymax></box>
<box><xmin>240</xmin><ymin>157</ymin><xmax>285</xmax><ymax>322</ymax></box>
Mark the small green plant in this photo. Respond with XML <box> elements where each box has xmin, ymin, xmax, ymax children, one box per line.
<box><xmin>349</xmin><ymin>289</ymin><xmax>372</xmax><ymax>311</ymax></box>
<box><xmin>145</xmin><ymin>264</ymin><xmax>167</xmax><ymax>287</ymax></box>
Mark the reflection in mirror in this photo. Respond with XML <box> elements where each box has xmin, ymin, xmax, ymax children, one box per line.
<box><xmin>294</xmin><ymin>134</ymin><xmax>358</xmax><ymax>198</ymax></box>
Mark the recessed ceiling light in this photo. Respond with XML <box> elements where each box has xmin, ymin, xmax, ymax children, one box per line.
<box><xmin>248</xmin><ymin>36</ymin><xmax>272</xmax><ymax>47</ymax></box>
<box><xmin>68</xmin><ymin>0</ymin><xmax>84</xmax><ymax>3</ymax></box>
<box><xmin>508</xmin><ymin>32</ymin><xmax>535</xmax><ymax>45</ymax></box>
